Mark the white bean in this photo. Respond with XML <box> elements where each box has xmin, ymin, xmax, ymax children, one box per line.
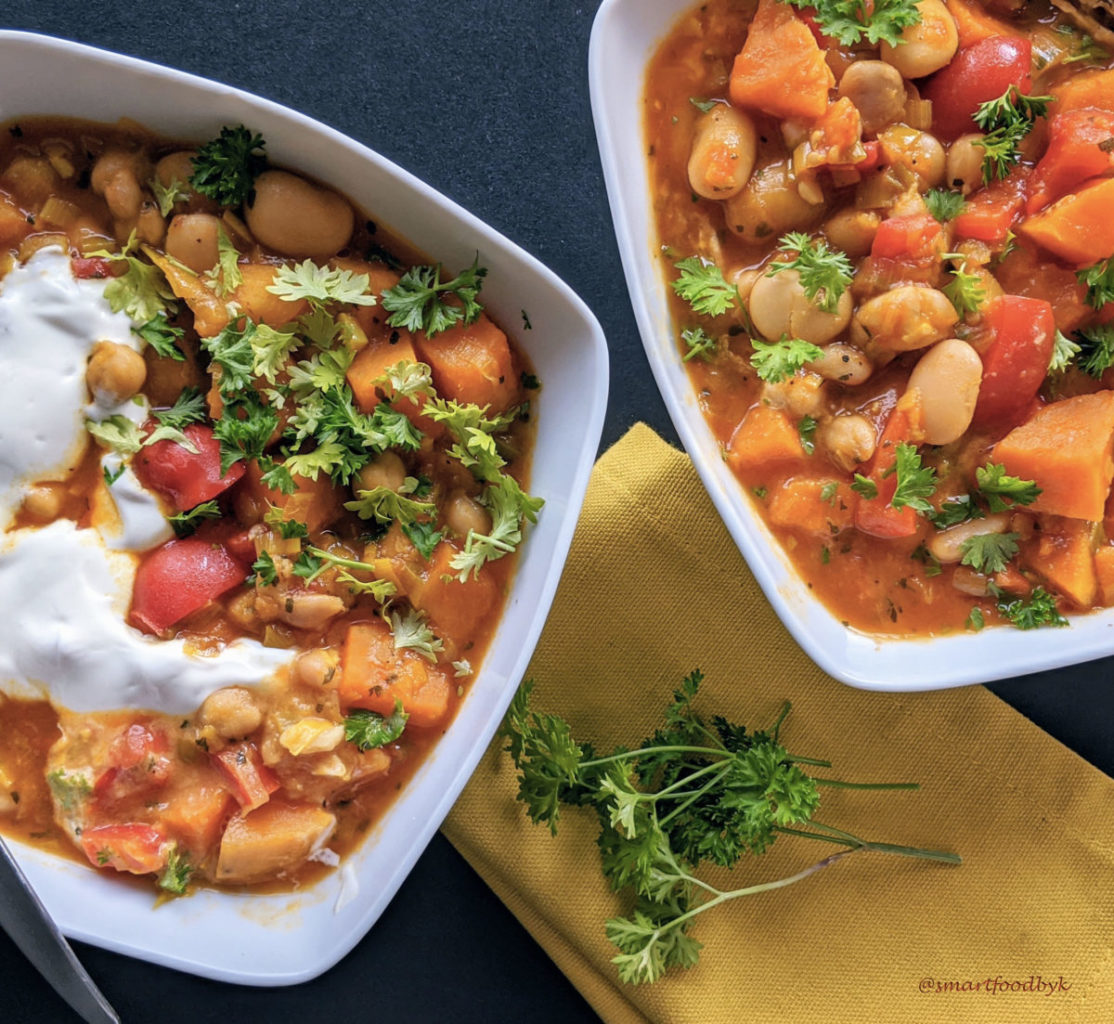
<box><xmin>929</xmin><ymin>514</ymin><xmax>1011</xmax><ymax>564</ymax></box>
<box><xmin>851</xmin><ymin>286</ymin><xmax>958</xmax><ymax>354</ymax></box>
<box><xmin>688</xmin><ymin>105</ymin><xmax>757</xmax><ymax>200</ymax></box>
<box><xmin>906</xmin><ymin>338</ymin><xmax>983</xmax><ymax>445</ymax></box>
<box><xmin>748</xmin><ymin>268</ymin><xmax>852</xmax><ymax>346</ymax></box>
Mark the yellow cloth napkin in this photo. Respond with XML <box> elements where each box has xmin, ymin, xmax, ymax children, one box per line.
<box><xmin>442</xmin><ymin>424</ymin><xmax>1114</xmax><ymax>1024</ymax></box>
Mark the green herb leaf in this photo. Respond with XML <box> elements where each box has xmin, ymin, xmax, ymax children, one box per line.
<box><xmin>86</xmin><ymin>415</ymin><xmax>144</xmax><ymax>455</ymax></box>
<box><xmin>943</xmin><ymin>266</ymin><xmax>986</xmax><ymax>316</ymax></box>
<box><xmin>996</xmin><ymin>586</ymin><xmax>1068</xmax><ymax>630</ymax></box>
<box><xmin>133</xmin><ymin>312</ymin><xmax>185</xmax><ymax>361</ymax></box>
<box><xmin>388</xmin><ymin>606</ymin><xmax>443</xmax><ymax>662</ymax></box>
<box><xmin>924</xmin><ymin>188</ymin><xmax>967</xmax><ymax>223</ymax></box>
<box><xmin>168</xmin><ymin>500</ymin><xmax>222</xmax><ymax>538</ymax></box>
<box><xmin>1049</xmin><ymin>329</ymin><xmax>1082</xmax><ymax>374</ymax></box>
<box><xmin>851</xmin><ymin>474</ymin><xmax>878</xmax><ymax>500</ymax></box>
<box><xmin>157</xmin><ymin>845</ymin><xmax>192</xmax><ymax>896</ymax></box>
<box><xmin>345</xmin><ymin>700</ymin><xmax>409</xmax><ymax>750</ymax></box>
<box><xmin>960</xmin><ymin>531</ymin><xmax>1019</xmax><ymax>574</ymax></box>
<box><xmin>780</xmin><ymin>0</ymin><xmax>922</xmax><ymax>46</ymax></box>
<box><xmin>975</xmin><ymin>463</ymin><xmax>1040</xmax><ymax>512</ymax></box>
<box><xmin>190</xmin><ymin>125</ymin><xmax>266</xmax><ymax>206</ymax></box>
<box><xmin>380</xmin><ymin>256</ymin><xmax>487</xmax><ymax>336</ymax></box>
<box><xmin>1077</xmin><ymin>323</ymin><xmax>1114</xmax><ymax>377</ymax></box>
<box><xmin>767</xmin><ymin>232</ymin><xmax>853</xmax><ymax>313</ymax></box>
<box><xmin>681</xmin><ymin>326</ymin><xmax>718</xmax><ymax>362</ymax></box>
<box><xmin>250</xmin><ymin>551</ymin><xmax>279</xmax><ymax>586</ymax></box>
<box><xmin>1077</xmin><ymin>257</ymin><xmax>1114</xmax><ymax>309</ymax></box>
<box><xmin>972</xmin><ymin>87</ymin><xmax>1052</xmax><ymax>184</ymax></box>
<box><xmin>268</xmin><ymin>260</ymin><xmax>377</xmax><ymax>310</ymax></box>
<box><xmin>671</xmin><ymin>257</ymin><xmax>738</xmax><ymax>318</ymax></box>
<box><xmin>888</xmin><ymin>443</ymin><xmax>936</xmax><ymax>513</ymax></box>
<box><xmin>749</xmin><ymin>336</ymin><xmax>824</xmax><ymax>383</ymax></box>
<box><xmin>798</xmin><ymin>415</ymin><xmax>817</xmax><ymax>455</ymax></box>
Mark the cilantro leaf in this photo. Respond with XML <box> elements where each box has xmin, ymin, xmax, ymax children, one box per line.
<box><xmin>345</xmin><ymin>700</ymin><xmax>409</xmax><ymax>750</ymax></box>
<box><xmin>190</xmin><ymin>125</ymin><xmax>266</xmax><ymax>206</ymax></box>
<box><xmin>671</xmin><ymin>256</ymin><xmax>738</xmax><ymax>318</ymax></box>
<box><xmin>267</xmin><ymin>260</ymin><xmax>377</xmax><ymax>310</ymax></box>
<box><xmin>749</xmin><ymin>336</ymin><xmax>824</xmax><ymax>383</ymax></box>
<box><xmin>380</xmin><ymin>256</ymin><xmax>487</xmax><ymax>336</ymax></box>
<box><xmin>767</xmin><ymin>232</ymin><xmax>853</xmax><ymax>313</ymax></box>
<box><xmin>960</xmin><ymin>531</ymin><xmax>1019</xmax><ymax>574</ymax></box>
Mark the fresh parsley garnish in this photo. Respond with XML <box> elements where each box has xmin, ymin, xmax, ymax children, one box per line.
<box><xmin>267</xmin><ymin>260</ymin><xmax>377</xmax><ymax>310</ymax></box>
<box><xmin>389</xmin><ymin>607</ymin><xmax>444</xmax><ymax>662</ymax></box>
<box><xmin>250</xmin><ymin>551</ymin><xmax>280</xmax><ymax>586</ymax></box>
<box><xmin>157</xmin><ymin>845</ymin><xmax>192</xmax><ymax>897</ymax></box>
<box><xmin>851</xmin><ymin>474</ymin><xmax>878</xmax><ymax>500</ymax></box>
<box><xmin>168</xmin><ymin>500</ymin><xmax>222</xmax><ymax>538</ymax></box>
<box><xmin>149</xmin><ymin>177</ymin><xmax>189</xmax><ymax>217</ymax></box>
<box><xmin>502</xmin><ymin>670</ymin><xmax>958</xmax><ymax>985</ymax></box>
<box><xmin>345</xmin><ymin>700</ymin><xmax>409</xmax><ymax>750</ymax></box>
<box><xmin>689</xmin><ymin>97</ymin><xmax>717</xmax><ymax>113</ymax></box>
<box><xmin>767</xmin><ymin>232</ymin><xmax>853</xmax><ymax>313</ymax></box>
<box><xmin>973</xmin><ymin>87</ymin><xmax>1052</xmax><ymax>184</ymax></box>
<box><xmin>943</xmin><ymin>266</ymin><xmax>987</xmax><ymax>317</ymax></box>
<box><xmin>1078</xmin><ymin>324</ymin><xmax>1114</xmax><ymax>377</ymax></box>
<box><xmin>779</xmin><ymin>0</ymin><xmax>922</xmax><ymax>46</ymax></box>
<box><xmin>133</xmin><ymin>312</ymin><xmax>185</xmax><ymax>361</ymax></box>
<box><xmin>749</xmin><ymin>336</ymin><xmax>824</xmax><ymax>383</ymax></box>
<box><xmin>1049</xmin><ymin>329</ymin><xmax>1081</xmax><ymax>374</ymax></box>
<box><xmin>924</xmin><ymin>188</ymin><xmax>967</xmax><ymax>223</ymax></box>
<box><xmin>401</xmin><ymin>519</ymin><xmax>444</xmax><ymax>560</ymax></box>
<box><xmin>1076</xmin><ymin>257</ymin><xmax>1114</xmax><ymax>309</ymax></box>
<box><xmin>86</xmin><ymin>415</ymin><xmax>144</xmax><ymax>455</ymax></box>
<box><xmin>929</xmin><ymin>494</ymin><xmax>984</xmax><ymax>529</ymax></box>
<box><xmin>380</xmin><ymin>256</ymin><xmax>487</xmax><ymax>336</ymax></box>
<box><xmin>190</xmin><ymin>125</ymin><xmax>266</xmax><ymax>206</ymax></box>
<box><xmin>798</xmin><ymin>415</ymin><xmax>818</xmax><ymax>455</ymax></box>
<box><xmin>996</xmin><ymin>586</ymin><xmax>1068</xmax><ymax>630</ymax></box>
<box><xmin>960</xmin><ymin>532</ymin><xmax>1020</xmax><ymax>574</ymax></box>
<box><xmin>681</xmin><ymin>326</ymin><xmax>717</xmax><ymax>362</ymax></box>
<box><xmin>975</xmin><ymin>463</ymin><xmax>1040</xmax><ymax>511</ymax></box>
<box><xmin>887</xmin><ymin>444</ymin><xmax>936</xmax><ymax>513</ymax></box>
<box><xmin>344</xmin><ymin>484</ymin><xmax>436</xmax><ymax>526</ymax></box>
<box><xmin>671</xmin><ymin>256</ymin><xmax>738</xmax><ymax>318</ymax></box>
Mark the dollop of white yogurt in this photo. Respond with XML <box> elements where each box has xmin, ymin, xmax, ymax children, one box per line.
<box><xmin>0</xmin><ymin>247</ymin><xmax>295</xmax><ymax>713</ymax></box>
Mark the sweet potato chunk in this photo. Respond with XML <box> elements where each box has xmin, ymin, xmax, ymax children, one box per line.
<box><xmin>992</xmin><ymin>392</ymin><xmax>1114</xmax><ymax>521</ymax></box>
<box><xmin>1028</xmin><ymin>517</ymin><xmax>1097</xmax><ymax>608</ymax></box>
<box><xmin>215</xmin><ymin>800</ymin><xmax>336</xmax><ymax>884</ymax></box>
<box><xmin>726</xmin><ymin>405</ymin><xmax>806</xmax><ymax>473</ymax></box>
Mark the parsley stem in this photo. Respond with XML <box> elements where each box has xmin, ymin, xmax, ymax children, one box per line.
<box><xmin>810</xmin><ymin>778</ymin><xmax>920</xmax><ymax>790</ymax></box>
<box><xmin>776</xmin><ymin>823</ymin><xmax>961</xmax><ymax>864</ymax></box>
<box><xmin>657</xmin><ymin>765</ymin><xmax>733</xmax><ymax>828</ymax></box>
<box><xmin>578</xmin><ymin>745</ymin><xmax>728</xmax><ymax>770</ymax></box>
<box><xmin>784</xmin><ymin>753</ymin><xmax>833</xmax><ymax>767</ymax></box>
<box><xmin>306</xmin><ymin>547</ymin><xmax>381</xmax><ymax>577</ymax></box>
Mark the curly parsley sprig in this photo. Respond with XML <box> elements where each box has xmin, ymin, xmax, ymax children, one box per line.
<box><xmin>779</xmin><ymin>0</ymin><xmax>922</xmax><ymax>46</ymax></box>
<box><xmin>502</xmin><ymin>670</ymin><xmax>959</xmax><ymax>985</ymax></box>
<box><xmin>380</xmin><ymin>256</ymin><xmax>487</xmax><ymax>336</ymax></box>
<box><xmin>767</xmin><ymin>232</ymin><xmax>853</xmax><ymax>313</ymax></box>
<box><xmin>972</xmin><ymin>87</ymin><xmax>1052</xmax><ymax>184</ymax></box>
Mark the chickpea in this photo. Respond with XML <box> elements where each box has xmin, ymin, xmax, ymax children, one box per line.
<box><xmin>445</xmin><ymin>491</ymin><xmax>493</xmax><ymax>538</ymax></box>
<box><xmin>822</xmin><ymin>208</ymin><xmax>880</xmax><ymax>258</ymax></box>
<box><xmin>723</xmin><ymin>158</ymin><xmax>825</xmax><ymax>244</ymax></box>
<box><xmin>154</xmin><ymin>150</ymin><xmax>195</xmax><ymax>190</ymax></box>
<box><xmin>355</xmin><ymin>451</ymin><xmax>407</xmax><ymax>493</ymax></box>
<box><xmin>687</xmin><ymin>105</ymin><xmax>757</xmax><ymax>200</ymax></box>
<box><xmin>22</xmin><ymin>483</ymin><xmax>65</xmax><ymax>523</ymax></box>
<box><xmin>821</xmin><ymin>414</ymin><xmax>877</xmax><ymax>472</ymax></box>
<box><xmin>135</xmin><ymin>199</ymin><xmax>166</xmax><ymax>246</ymax></box>
<box><xmin>946</xmin><ymin>134</ymin><xmax>985</xmax><ymax>195</ymax></box>
<box><xmin>807</xmin><ymin>343</ymin><xmax>873</xmax><ymax>385</ymax></box>
<box><xmin>86</xmin><ymin>340</ymin><xmax>147</xmax><ymax>406</ymax></box>
<box><xmin>906</xmin><ymin>338</ymin><xmax>983</xmax><ymax>445</ymax></box>
<box><xmin>245</xmin><ymin>170</ymin><xmax>354</xmax><ymax>258</ymax></box>
<box><xmin>929</xmin><ymin>513</ymin><xmax>1011</xmax><ymax>564</ymax></box>
<box><xmin>748</xmin><ymin>268</ymin><xmax>852</xmax><ymax>346</ymax></box>
<box><xmin>761</xmin><ymin>372</ymin><xmax>825</xmax><ymax>419</ymax></box>
<box><xmin>837</xmin><ymin>61</ymin><xmax>906</xmax><ymax>136</ymax></box>
<box><xmin>851</xmin><ymin>286</ymin><xmax>958</xmax><ymax>354</ymax></box>
<box><xmin>166</xmin><ymin>212</ymin><xmax>221</xmax><ymax>273</ymax></box>
<box><xmin>198</xmin><ymin>686</ymin><xmax>263</xmax><ymax>740</ymax></box>
<box><xmin>880</xmin><ymin>0</ymin><xmax>959</xmax><ymax>79</ymax></box>
<box><xmin>877</xmin><ymin>125</ymin><xmax>946</xmax><ymax>190</ymax></box>
<box><xmin>296</xmin><ymin>649</ymin><xmax>339</xmax><ymax>688</ymax></box>
<box><xmin>1</xmin><ymin>155</ymin><xmax>59</xmax><ymax>206</ymax></box>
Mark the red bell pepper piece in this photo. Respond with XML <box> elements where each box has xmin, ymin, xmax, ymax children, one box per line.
<box><xmin>954</xmin><ymin>169</ymin><xmax>1029</xmax><ymax>245</ymax></box>
<box><xmin>212</xmin><ymin>743</ymin><xmax>280</xmax><ymax>812</ymax></box>
<box><xmin>923</xmin><ymin>36</ymin><xmax>1032</xmax><ymax>140</ymax></box>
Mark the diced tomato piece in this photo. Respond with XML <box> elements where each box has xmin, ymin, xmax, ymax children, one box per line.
<box><xmin>212</xmin><ymin>743</ymin><xmax>280</xmax><ymax>813</ymax></box>
<box><xmin>1027</xmin><ymin>109</ymin><xmax>1114</xmax><ymax>214</ymax></box>
<box><xmin>132</xmin><ymin>422</ymin><xmax>244</xmax><ymax>512</ymax></box>
<box><xmin>972</xmin><ymin>295</ymin><xmax>1056</xmax><ymax>429</ymax></box>
<box><xmin>71</xmin><ymin>256</ymin><xmax>114</xmax><ymax>279</ymax></box>
<box><xmin>81</xmin><ymin>823</ymin><xmax>168</xmax><ymax>875</ymax></box>
<box><xmin>853</xmin><ymin>391</ymin><xmax>925</xmax><ymax>540</ymax></box>
<box><xmin>871</xmin><ymin>214</ymin><xmax>942</xmax><ymax>260</ymax></box>
<box><xmin>953</xmin><ymin>168</ymin><xmax>1029</xmax><ymax>244</ymax></box>
<box><xmin>923</xmin><ymin>37</ymin><xmax>1032</xmax><ymax>140</ymax></box>
<box><xmin>129</xmin><ymin>537</ymin><xmax>249</xmax><ymax>635</ymax></box>
<box><xmin>93</xmin><ymin>723</ymin><xmax>172</xmax><ymax>804</ymax></box>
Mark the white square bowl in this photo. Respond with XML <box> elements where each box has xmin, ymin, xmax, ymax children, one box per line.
<box><xmin>0</xmin><ymin>30</ymin><xmax>608</xmax><ymax>983</ymax></box>
<box><xmin>589</xmin><ymin>0</ymin><xmax>1114</xmax><ymax>691</ymax></box>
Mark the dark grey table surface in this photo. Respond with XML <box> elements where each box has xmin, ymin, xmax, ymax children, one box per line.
<box><xmin>2</xmin><ymin>2</ymin><xmax>1112</xmax><ymax>1021</ymax></box>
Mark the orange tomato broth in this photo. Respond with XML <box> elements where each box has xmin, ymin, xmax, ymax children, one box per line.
<box><xmin>0</xmin><ymin>116</ymin><xmax>535</xmax><ymax>892</ymax></box>
<box><xmin>646</xmin><ymin>0</ymin><xmax>1114</xmax><ymax>635</ymax></box>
